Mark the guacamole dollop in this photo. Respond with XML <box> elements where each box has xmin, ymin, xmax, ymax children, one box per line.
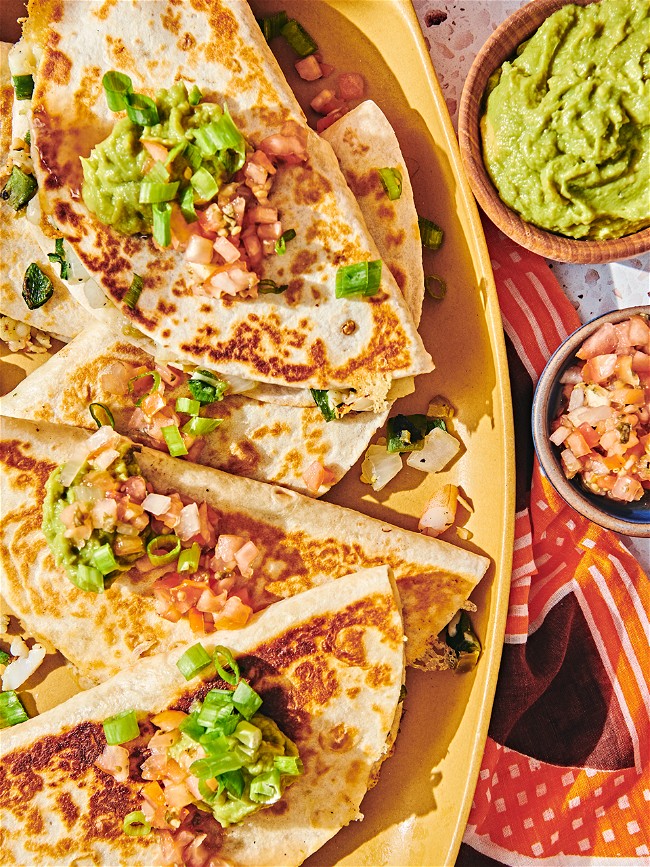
<box><xmin>81</xmin><ymin>81</ymin><xmax>244</xmax><ymax>235</ymax></box>
<box><xmin>481</xmin><ymin>0</ymin><xmax>650</xmax><ymax>240</ymax></box>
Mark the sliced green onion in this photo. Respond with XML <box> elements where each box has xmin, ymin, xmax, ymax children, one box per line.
<box><xmin>310</xmin><ymin>389</ymin><xmax>336</xmax><ymax>422</ymax></box>
<box><xmin>188</xmin><ymin>84</ymin><xmax>203</xmax><ymax>105</ymax></box>
<box><xmin>47</xmin><ymin>237</ymin><xmax>71</xmax><ymax>280</ymax></box>
<box><xmin>188</xmin><ymin>372</ymin><xmax>228</xmax><ymax>405</ymax></box>
<box><xmin>12</xmin><ymin>74</ymin><xmax>34</xmax><ymax>100</ymax></box>
<box><xmin>199</xmin><ymin>106</ymin><xmax>247</xmax><ymax>171</ymax></box>
<box><xmin>179</xmin><ymin>184</ymin><xmax>197</xmax><ymax>222</ymax></box>
<box><xmin>281</xmin><ymin>18</ymin><xmax>318</xmax><ymax>56</ymax></box>
<box><xmin>221</xmin><ymin>768</ymin><xmax>245</xmax><ymax>798</ymax></box>
<box><xmin>2</xmin><ymin>166</ymin><xmax>37</xmax><ymax>211</ymax></box>
<box><xmin>102</xmin><ymin>70</ymin><xmax>133</xmax><ymax>111</ymax></box>
<box><xmin>249</xmin><ymin>768</ymin><xmax>282</xmax><ymax>804</ymax></box>
<box><xmin>258</xmin><ymin>279</ymin><xmax>288</xmax><ymax>295</ymax></box>
<box><xmin>22</xmin><ymin>263</ymin><xmax>53</xmax><ymax>310</ymax></box>
<box><xmin>162</xmin><ymin>424</ymin><xmax>188</xmax><ymax>457</ymax></box>
<box><xmin>71</xmin><ymin>563</ymin><xmax>105</xmax><ymax>593</ymax></box>
<box><xmin>124</xmin><ymin>274</ymin><xmax>143</xmax><ymax>310</ymax></box>
<box><xmin>103</xmin><ymin>709</ymin><xmax>140</xmax><ymax>745</ymax></box>
<box><xmin>139</xmin><ymin>181</ymin><xmax>179</xmax><ymax>204</ymax></box>
<box><xmin>125</xmin><ymin>91</ymin><xmax>159</xmax><ymax>126</ymax></box>
<box><xmin>274</xmin><ymin>755</ymin><xmax>304</xmax><ymax>775</ymax></box>
<box><xmin>184</xmin><ymin>141</ymin><xmax>203</xmax><ymax>173</ymax></box>
<box><xmin>165</xmin><ymin>140</ymin><xmax>188</xmax><ymax>166</ymax></box>
<box><xmin>425</xmin><ymin>275</ymin><xmax>447</xmax><ymax>300</ymax></box>
<box><xmin>198</xmin><ymin>778</ymin><xmax>221</xmax><ymax>803</ymax></box>
<box><xmin>335</xmin><ymin>260</ymin><xmax>382</xmax><ymax>298</ymax></box>
<box><xmin>178</xmin><ymin>710</ymin><xmax>205</xmax><ymax>741</ymax></box>
<box><xmin>92</xmin><ymin>543</ymin><xmax>118</xmax><ymax>576</ymax></box>
<box><xmin>418</xmin><ymin>216</ymin><xmax>444</xmax><ymax>250</ymax></box>
<box><xmin>232</xmin><ymin>680</ymin><xmax>262</xmax><ymax>720</ymax></box>
<box><xmin>386</xmin><ymin>413</ymin><xmax>446</xmax><ymax>454</ymax></box>
<box><xmin>175</xmin><ymin>397</ymin><xmax>201</xmax><ymax>415</ymax></box>
<box><xmin>181</xmin><ymin>416</ymin><xmax>222</xmax><ymax>436</ymax></box>
<box><xmin>152</xmin><ymin>201</ymin><xmax>172</xmax><ymax>247</ymax></box>
<box><xmin>176</xmin><ymin>642</ymin><xmax>213</xmax><ymax>680</ymax></box>
<box><xmin>258</xmin><ymin>10</ymin><xmax>288</xmax><ymax>41</ymax></box>
<box><xmin>190</xmin><ymin>753</ymin><xmax>243</xmax><ymax>780</ymax></box>
<box><xmin>178</xmin><ymin>542</ymin><xmax>201</xmax><ymax>574</ymax></box>
<box><xmin>123</xmin><ymin>810</ymin><xmax>151</xmax><ymax>837</ymax></box>
<box><xmin>0</xmin><ymin>691</ymin><xmax>29</xmax><ymax>728</ymax></box>
<box><xmin>89</xmin><ymin>402</ymin><xmax>115</xmax><ymax>429</ymax></box>
<box><xmin>234</xmin><ymin>720</ymin><xmax>262</xmax><ymax>750</ymax></box>
<box><xmin>190</xmin><ymin>166</ymin><xmax>219</xmax><ymax>201</ymax></box>
<box><xmin>274</xmin><ymin>228</ymin><xmax>296</xmax><ymax>255</ymax></box>
<box><xmin>147</xmin><ymin>534</ymin><xmax>181</xmax><ymax>566</ymax></box>
<box><xmin>378</xmin><ymin>167</ymin><xmax>402</xmax><ymax>200</ymax></box>
<box><xmin>0</xmin><ymin>651</ymin><xmax>10</xmax><ymax>666</ymax></box>
<box><xmin>128</xmin><ymin>370</ymin><xmax>161</xmax><ymax>406</ymax></box>
<box><xmin>214</xmin><ymin>646</ymin><xmax>240</xmax><ymax>686</ymax></box>
<box><xmin>145</xmin><ymin>160</ymin><xmax>169</xmax><ymax>184</ymax></box>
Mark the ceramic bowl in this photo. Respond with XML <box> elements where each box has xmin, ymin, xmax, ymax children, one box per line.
<box><xmin>532</xmin><ymin>306</ymin><xmax>650</xmax><ymax>537</ymax></box>
<box><xmin>458</xmin><ymin>0</ymin><xmax>650</xmax><ymax>265</ymax></box>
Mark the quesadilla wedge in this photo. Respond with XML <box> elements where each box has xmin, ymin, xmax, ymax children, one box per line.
<box><xmin>23</xmin><ymin>0</ymin><xmax>432</xmax><ymax>396</ymax></box>
<box><xmin>1</xmin><ymin>320</ymin><xmax>388</xmax><ymax>496</ymax></box>
<box><xmin>0</xmin><ymin>566</ymin><xmax>405</xmax><ymax>867</ymax></box>
<box><xmin>0</xmin><ymin>42</ymin><xmax>91</xmax><ymax>342</ymax></box>
<box><xmin>0</xmin><ymin>416</ymin><xmax>488</xmax><ymax>682</ymax></box>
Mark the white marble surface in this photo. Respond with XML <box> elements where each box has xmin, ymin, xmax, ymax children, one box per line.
<box><xmin>412</xmin><ymin>0</ymin><xmax>649</xmax><ymax>567</ymax></box>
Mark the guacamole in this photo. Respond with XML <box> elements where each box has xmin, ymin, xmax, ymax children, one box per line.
<box><xmin>81</xmin><ymin>81</ymin><xmax>247</xmax><ymax>236</ymax></box>
<box><xmin>481</xmin><ymin>0</ymin><xmax>650</xmax><ymax>240</ymax></box>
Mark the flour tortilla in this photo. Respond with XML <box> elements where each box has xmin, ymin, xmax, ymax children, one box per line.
<box><xmin>323</xmin><ymin>100</ymin><xmax>425</xmax><ymax>326</ymax></box>
<box><xmin>25</xmin><ymin>0</ymin><xmax>432</xmax><ymax>394</ymax></box>
<box><xmin>0</xmin><ymin>320</ymin><xmax>388</xmax><ymax>496</ymax></box>
<box><xmin>0</xmin><ymin>566</ymin><xmax>405</xmax><ymax>867</ymax></box>
<box><xmin>0</xmin><ymin>416</ymin><xmax>488</xmax><ymax>682</ymax></box>
<box><xmin>0</xmin><ymin>42</ymin><xmax>91</xmax><ymax>341</ymax></box>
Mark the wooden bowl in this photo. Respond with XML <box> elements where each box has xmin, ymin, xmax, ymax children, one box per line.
<box><xmin>458</xmin><ymin>0</ymin><xmax>650</xmax><ymax>264</ymax></box>
<box><xmin>532</xmin><ymin>306</ymin><xmax>650</xmax><ymax>537</ymax></box>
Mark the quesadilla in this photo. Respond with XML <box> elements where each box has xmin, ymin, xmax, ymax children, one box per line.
<box><xmin>0</xmin><ymin>416</ymin><xmax>488</xmax><ymax>682</ymax></box>
<box><xmin>23</xmin><ymin>0</ymin><xmax>432</xmax><ymax>397</ymax></box>
<box><xmin>0</xmin><ymin>42</ymin><xmax>91</xmax><ymax>342</ymax></box>
<box><xmin>1</xmin><ymin>320</ymin><xmax>388</xmax><ymax>496</ymax></box>
<box><xmin>0</xmin><ymin>566</ymin><xmax>405</xmax><ymax>867</ymax></box>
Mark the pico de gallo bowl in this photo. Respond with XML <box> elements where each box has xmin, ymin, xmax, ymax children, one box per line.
<box><xmin>532</xmin><ymin>306</ymin><xmax>650</xmax><ymax>537</ymax></box>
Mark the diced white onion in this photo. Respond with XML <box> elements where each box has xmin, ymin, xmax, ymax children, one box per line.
<box><xmin>584</xmin><ymin>384</ymin><xmax>611</xmax><ymax>407</ymax></box>
<box><xmin>549</xmin><ymin>425</ymin><xmax>570</xmax><ymax>446</ymax></box>
<box><xmin>185</xmin><ymin>235</ymin><xmax>214</xmax><ymax>264</ymax></box>
<box><xmin>2</xmin><ymin>643</ymin><xmax>46</xmax><ymax>690</ymax></box>
<box><xmin>141</xmin><ymin>493</ymin><xmax>173</xmax><ymax>516</ymax></box>
<box><xmin>406</xmin><ymin>428</ymin><xmax>461</xmax><ymax>474</ymax></box>
<box><xmin>177</xmin><ymin>502</ymin><xmax>201</xmax><ymax>541</ymax></box>
<box><xmin>566</xmin><ymin>405</ymin><xmax>612</xmax><ymax>427</ymax></box>
<box><xmin>418</xmin><ymin>485</ymin><xmax>458</xmax><ymax>538</ymax></box>
<box><xmin>25</xmin><ymin>192</ymin><xmax>41</xmax><ymax>226</ymax></box>
<box><xmin>60</xmin><ymin>460</ymin><xmax>84</xmax><ymax>487</ymax></box>
<box><xmin>360</xmin><ymin>445</ymin><xmax>403</xmax><ymax>492</ymax></box>
<box><xmin>9</xmin><ymin>636</ymin><xmax>29</xmax><ymax>658</ymax></box>
<box><xmin>567</xmin><ymin>385</ymin><xmax>585</xmax><ymax>411</ymax></box>
<box><xmin>225</xmin><ymin>375</ymin><xmax>257</xmax><ymax>394</ymax></box>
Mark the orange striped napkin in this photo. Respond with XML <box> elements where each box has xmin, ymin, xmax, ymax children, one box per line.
<box><xmin>459</xmin><ymin>219</ymin><xmax>649</xmax><ymax>866</ymax></box>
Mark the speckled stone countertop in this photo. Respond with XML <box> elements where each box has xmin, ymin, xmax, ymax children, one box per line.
<box><xmin>412</xmin><ymin>0</ymin><xmax>649</xmax><ymax>566</ymax></box>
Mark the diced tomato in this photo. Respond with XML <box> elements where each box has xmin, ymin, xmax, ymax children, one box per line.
<box><xmin>576</xmin><ymin>323</ymin><xmax>617</xmax><ymax>359</ymax></box>
<box><xmin>188</xmin><ymin>608</ymin><xmax>206</xmax><ymax>633</ymax></box>
<box><xmin>164</xmin><ymin>783</ymin><xmax>195</xmax><ymax>810</ymax></box>
<box><xmin>142</xmin><ymin>140</ymin><xmax>169</xmax><ymax>163</ymax></box>
<box><xmin>316</xmin><ymin>108</ymin><xmax>348</xmax><ymax>133</ymax></box>
<box><xmin>295</xmin><ymin>55</ymin><xmax>323</xmax><ymax>81</ymax></box>
<box><xmin>628</xmin><ymin>315</ymin><xmax>650</xmax><ymax>348</ymax></box>
<box><xmin>337</xmin><ymin>72</ymin><xmax>365</xmax><ymax>100</ymax></box>
<box><xmin>211</xmin><ymin>595</ymin><xmax>252</xmax><ymax>629</ymax></box>
<box><xmin>151</xmin><ymin>710</ymin><xmax>188</xmax><ymax>731</ymax></box>
<box><xmin>319</xmin><ymin>62</ymin><xmax>335</xmax><ymax>77</ymax></box>
<box><xmin>611</xmin><ymin>475</ymin><xmax>644</xmax><ymax>502</ymax></box>
<box><xmin>302</xmin><ymin>460</ymin><xmax>334</xmax><ymax>493</ymax></box>
<box><xmin>581</xmin><ymin>354</ymin><xmax>617</xmax><ymax>384</ymax></box>
<box><xmin>577</xmin><ymin>423</ymin><xmax>600</xmax><ymax>449</ymax></box>
<box><xmin>310</xmin><ymin>88</ymin><xmax>344</xmax><ymax>115</ymax></box>
<box><xmin>632</xmin><ymin>350</ymin><xmax>650</xmax><ymax>373</ymax></box>
<box><xmin>95</xmin><ymin>745</ymin><xmax>129</xmax><ymax>782</ymax></box>
<box><xmin>234</xmin><ymin>540</ymin><xmax>259</xmax><ymax>577</ymax></box>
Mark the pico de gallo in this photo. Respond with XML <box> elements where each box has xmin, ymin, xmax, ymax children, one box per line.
<box><xmin>550</xmin><ymin>314</ymin><xmax>650</xmax><ymax>502</ymax></box>
<box><xmin>95</xmin><ymin>645</ymin><xmax>302</xmax><ymax>865</ymax></box>
<box><xmin>43</xmin><ymin>427</ymin><xmax>259</xmax><ymax>632</ymax></box>
<box><xmin>82</xmin><ymin>77</ymin><xmax>307</xmax><ymax>301</ymax></box>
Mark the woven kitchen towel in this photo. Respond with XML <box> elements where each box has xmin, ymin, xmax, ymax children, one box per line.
<box><xmin>458</xmin><ymin>220</ymin><xmax>650</xmax><ymax>867</ymax></box>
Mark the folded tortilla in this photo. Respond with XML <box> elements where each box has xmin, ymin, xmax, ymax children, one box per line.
<box><xmin>0</xmin><ymin>320</ymin><xmax>388</xmax><ymax>496</ymax></box>
<box><xmin>24</xmin><ymin>0</ymin><xmax>433</xmax><ymax>394</ymax></box>
<box><xmin>0</xmin><ymin>566</ymin><xmax>405</xmax><ymax>867</ymax></box>
<box><xmin>0</xmin><ymin>416</ymin><xmax>488</xmax><ymax>681</ymax></box>
<box><xmin>323</xmin><ymin>100</ymin><xmax>425</xmax><ymax>326</ymax></box>
<box><xmin>0</xmin><ymin>42</ymin><xmax>91</xmax><ymax>342</ymax></box>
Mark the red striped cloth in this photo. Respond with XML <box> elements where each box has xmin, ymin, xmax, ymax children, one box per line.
<box><xmin>459</xmin><ymin>220</ymin><xmax>649</xmax><ymax>866</ymax></box>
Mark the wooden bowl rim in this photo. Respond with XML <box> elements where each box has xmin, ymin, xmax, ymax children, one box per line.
<box><xmin>458</xmin><ymin>0</ymin><xmax>650</xmax><ymax>265</ymax></box>
<box><xmin>532</xmin><ymin>305</ymin><xmax>650</xmax><ymax>537</ymax></box>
